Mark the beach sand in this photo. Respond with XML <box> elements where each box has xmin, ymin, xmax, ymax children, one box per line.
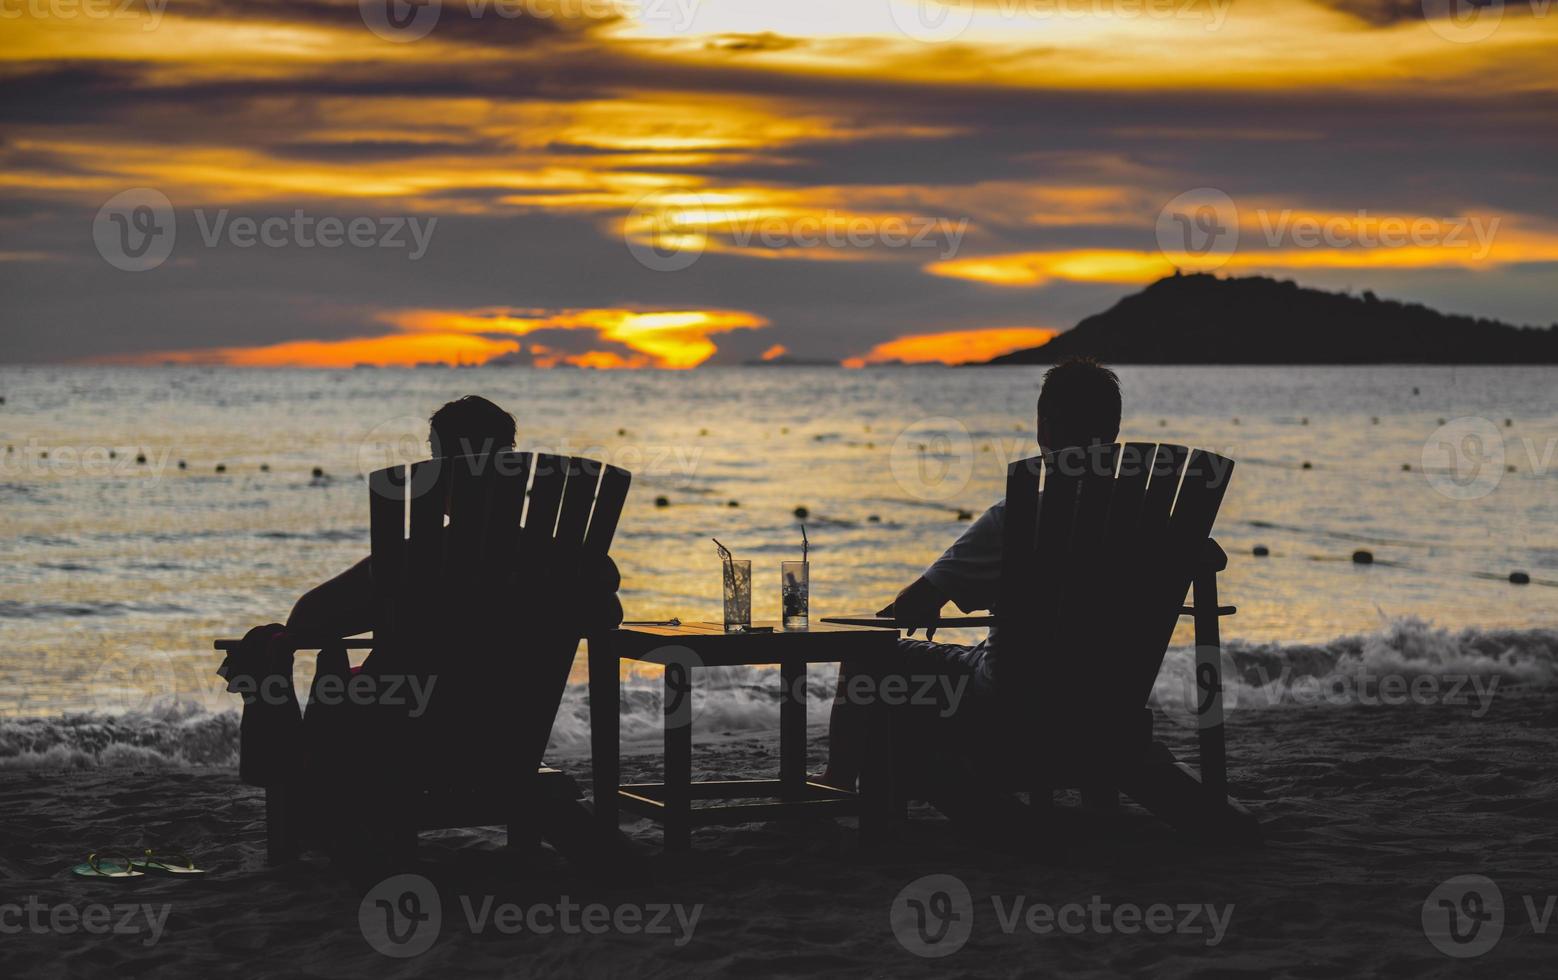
<box><xmin>3</xmin><ymin>690</ymin><xmax>1555</xmax><ymax>978</ymax></box>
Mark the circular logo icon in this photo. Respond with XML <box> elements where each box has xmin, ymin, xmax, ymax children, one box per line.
<box><xmin>1422</xmin><ymin>416</ymin><xmax>1504</xmax><ymax>500</ymax></box>
<box><xmin>1422</xmin><ymin>874</ymin><xmax>1503</xmax><ymax>958</ymax></box>
<box><xmin>89</xmin><ymin>650</ymin><xmax>180</xmax><ymax>715</ymax></box>
<box><xmin>624</xmin><ymin>191</ymin><xmax>710</xmax><ymax>272</ymax></box>
<box><xmin>360</xmin><ymin>873</ymin><xmax>441</xmax><ymax>958</ymax></box>
<box><xmin>94</xmin><ymin>188</ymin><xmax>175</xmax><ymax>272</ymax></box>
<box><xmin>889</xmin><ymin>417</ymin><xmax>975</xmax><ymax>502</ymax></box>
<box><xmin>655</xmin><ymin>645</ymin><xmax>706</xmax><ymax>731</ymax></box>
<box><xmin>1149</xmin><ymin>644</ymin><xmax>1243</xmax><ymax>730</ymax></box>
<box><xmin>1422</xmin><ymin>0</ymin><xmax>1504</xmax><ymax>44</ymax></box>
<box><xmin>1155</xmin><ymin>187</ymin><xmax>1239</xmax><ymax>270</ymax></box>
<box><xmin>890</xmin><ymin>873</ymin><xmax>973</xmax><ymax>957</ymax></box>
<box><xmin>360</xmin><ymin>0</ymin><xmax>442</xmax><ymax>42</ymax></box>
<box><xmin>357</xmin><ymin>415</ymin><xmax>447</xmax><ymax>500</ymax></box>
<box><xmin>887</xmin><ymin>0</ymin><xmax>975</xmax><ymax>43</ymax></box>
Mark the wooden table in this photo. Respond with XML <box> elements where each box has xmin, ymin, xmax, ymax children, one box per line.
<box><xmin>589</xmin><ymin>621</ymin><xmax>900</xmax><ymax>850</ymax></box>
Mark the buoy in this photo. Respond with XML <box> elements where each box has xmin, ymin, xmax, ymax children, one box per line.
<box><xmin>1504</xmin><ymin>419</ymin><xmax>1512</xmax><ymax>427</ymax></box>
<box><xmin>1371</xmin><ymin>417</ymin><xmax>1379</xmax><ymax>424</ymax></box>
<box><xmin>1412</xmin><ymin>387</ymin><xmax>1420</xmax><ymax>395</ymax></box>
<box><xmin>699</xmin><ymin>428</ymin><xmax>708</xmax><ymax>436</ymax></box>
<box><xmin>311</xmin><ymin>467</ymin><xmax>324</xmax><ymax>479</ymax></box>
<box><xmin>1252</xmin><ymin>545</ymin><xmax>1270</xmax><ymax>557</ymax></box>
<box><xmin>956</xmin><ymin>509</ymin><xmax>974</xmax><ymax>521</ymax></box>
<box><xmin>1352</xmin><ymin>550</ymin><xmax>1374</xmax><ymax>565</ymax></box>
<box><xmin>108</xmin><ymin>450</ymin><xmax>116</xmax><ymax>459</ymax></box>
<box><xmin>1301</xmin><ymin>461</ymin><xmax>1312</xmax><ymax>470</ymax></box>
<box><xmin>617</xmin><ymin>428</ymin><xmax>627</xmax><ymax>436</ymax></box>
<box><xmin>177</xmin><ymin>460</ymin><xmax>187</xmax><ymax>470</ymax></box>
<box><xmin>1402</xmin><ymin>463</ymin><xmax>1412</xmax><ymax>471</ymax></box>
<box><xmin>654</xmin><ymin>495</ymin><xmax>670</xmax><ymax>508</ymax></box>
<box><xmin>780</xmin><ymin>427</ymin><xmax>789</xmax><ymax>434</ymax></box>
<box><xmin>1158</xmin><ymin>420</ymin><xmax>1166</xmax><ymax>427</ymax></box>
<box><xmin>215</xmin><ymin>464</ymin><xmax>227</xmax><ymax>473</ymax></box>
<box><xmin>1437</xmin><ymin>418</ymin><xmax>1446</xmax><ymax>426</ymax></box>
<box><xmin>1232</xmin><ymin>418</ymin><xmax>1239</xmax><ymax>425</ymax></box>
<box><xmin>40</xmin><ymin>451</ymin><xmax>47</xmax><ymax>459</ymax></box>
<box><xmin>1509</xmin><ymin>571</ymin><xmax>1530</xmax><ymax>585</ymax></box>
<box><xmin>868</xmin><ymin>514</ymin><xmax>881</xmax><ymax>523</ymax></box>
<box><xmin>726</xmin><ymin>500</ymin><xmax>739</xmax><ymax>508</ymax></box>
<box><xmin>1506</xmin><ymin>465</ymin><xmax>1516</xmax><ymax>473</ymax></box>
<box><xmin>260</xmin><ymin>463</ymin><xmax>270</xmax><ymax>472</ymax></box>
<box><xmin>135</xmin><ymin>453</ymin><xmax>146</xmax><ymax>465</ymax></box>
<box><xmin>793</xmin><ymin>506</ymin><xmax>809</xmax><ymax>520</ymax></box>
<box><xmin>1301</xmin><ymin>417</ymin><xmax>1309</xmax><ymax>425</ymax></box>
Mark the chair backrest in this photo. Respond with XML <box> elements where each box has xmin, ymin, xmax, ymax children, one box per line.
<box><xmin>996</xmin><ymin>442</ymin><xmax>1232</xmax><ymax>763</ymax></box>
<box><xmin>365</xmin><ymin>451</ymin><xmax>631</xmax><ymax>784</ymax></box>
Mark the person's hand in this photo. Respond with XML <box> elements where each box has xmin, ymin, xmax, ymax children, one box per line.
<box><xmin>879</xmin><ymin>577</ymin><xmax>946</xmax><ymax>640</ymax></box>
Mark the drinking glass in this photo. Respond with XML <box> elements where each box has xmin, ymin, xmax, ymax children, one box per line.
<box><xmin>722</xmin><ymin>560</ymin><xmax>752</xmax><ymax>632</ymax></box>
<box><xmin>781</xmin><ymin>560</ymin><xmax>809</xmax><ymax>630</ymax></box>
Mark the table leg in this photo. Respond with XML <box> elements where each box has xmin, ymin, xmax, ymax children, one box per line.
<box><xmin>779</xmin><ymin>654</ymin><xmax>806</xmax><ymax>801</ymax></box>
<box><xmin>859</xmin><ymin>645</ymin><xmax>894</xmax><ymax>844</ymax></box>
<box><xmin>588</xmin><ymin>634</ymin><xmax>619</xmax><ymax>831</ymax></box>
<box><xmin>664</xmin><ymin>659</ymin><xmax>692</xmax><ymax>851</ymax></box>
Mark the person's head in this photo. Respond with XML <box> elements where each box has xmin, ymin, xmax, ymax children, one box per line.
<box><xmin>1036</xmin><ymin>357</ymin><xmax>1121</xmax><ymax>452</ymax></box>
<box><xmin>428</xmin><ymin>395</ymin><xmax>516</xmax><ymax>458</ymax></box>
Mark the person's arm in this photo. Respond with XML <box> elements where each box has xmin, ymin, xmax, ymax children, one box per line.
<box><xmin>286</xmin><ymin>556</ymin><xmax>375</xmax><ymax>638</ymax></box>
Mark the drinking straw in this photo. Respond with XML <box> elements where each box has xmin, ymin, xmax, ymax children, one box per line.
<box><xmin>800</xmin><ymin>524</ymin><xmax>808</xmax><ymax>563</ymax></box>
<box><xmin>713</xmin><ymin>538</ymin><xmax>732</xmax><ymax>563</ymax></box>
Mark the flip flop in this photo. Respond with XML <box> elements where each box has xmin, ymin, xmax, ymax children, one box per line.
<box><xmin>70</xmin><ymin>853</ymin><xmax>144</xmax><ymax>879</ymax></box>
<box><xmin>129</xmin><ymin>849</ymin><xmax>207</xmax><ymax>876</ymax></box>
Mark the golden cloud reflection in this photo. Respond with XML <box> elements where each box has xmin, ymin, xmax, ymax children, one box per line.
<box><xmin>844</xmin><ymin>326</ymin><xmax>1057</xmax><ymax>367</ymax></box>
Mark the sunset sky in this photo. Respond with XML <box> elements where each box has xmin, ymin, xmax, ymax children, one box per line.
<box><xmin>2</xmin><ymin>0</ymin><xmax>1555</xmax><ymax>367</ymax></box>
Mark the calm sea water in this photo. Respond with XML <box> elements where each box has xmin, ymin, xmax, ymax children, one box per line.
<box><xmin>1</xmin><ymin>365</ymin><xmax>1554</xmax><ymax>761</ymax></box>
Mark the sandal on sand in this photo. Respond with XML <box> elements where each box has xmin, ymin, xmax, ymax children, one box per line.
<box><xmin>130</xmin><ymin>849</ymin><xmax>207</xmax><ymax>876</ymax></box>
<box><xmin>70</xmin><ymin>853</ymin><xmax>145</xmax><ymax>879</ymax></box>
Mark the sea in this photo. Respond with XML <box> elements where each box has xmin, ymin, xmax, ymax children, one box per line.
<box><xmin>1</xmin><ymin>364</ymin><xmax>1554</xmax><ymax>767</ymax></box>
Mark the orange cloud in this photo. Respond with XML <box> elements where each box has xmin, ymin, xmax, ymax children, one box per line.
<box><xmin>760</xmin><ymin>344</ymin><xmax>789</xmax><ymax>361</ymax></box>
<box><xmin>110</xmin><ymin>306</ymin><xmax>769</xmax><ymax>369</ymax></box>
<box><xmin>844</xmin><ymin>327</ymin><xmax>1057</xmax><ymax>367</ymax></box>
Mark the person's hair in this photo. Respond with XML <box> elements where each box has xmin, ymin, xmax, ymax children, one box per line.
<box><xmin>428</xmin><ymin>395</ymin><xmax>516</xmax><ymax>458</ymax></box>
<box><xmin>1037</xmin><ymin>357</ymin><xmax>1122</xmax><ymax>448</ymax></box>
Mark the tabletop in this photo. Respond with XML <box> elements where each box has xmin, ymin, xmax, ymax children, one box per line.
<box><xmin>602</xmin><ymin>620</ymin><xmax>898</xmax><ymax>666</ymax></box>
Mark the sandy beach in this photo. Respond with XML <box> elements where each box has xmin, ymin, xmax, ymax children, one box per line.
<box><xmin>4</xmin><ymin>685</ymin><xmax>1555</xmax><ymax>978</ymax></box>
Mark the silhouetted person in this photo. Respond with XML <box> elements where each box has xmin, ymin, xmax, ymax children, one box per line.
<box><xmin>822</xmin><ymin>358</ymin><xmax>1123</xmax><ymax>790</ymax></box>
<box><xmin>287</xmin><ymin>395</ymin><xmax>532</xmax><ymax>636</ymax></box>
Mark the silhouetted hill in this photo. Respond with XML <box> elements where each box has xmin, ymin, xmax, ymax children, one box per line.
<box><xmin>981</xmin><ymin>274</ymin><xmax>1558</xmax><ymax>364</ymax></box>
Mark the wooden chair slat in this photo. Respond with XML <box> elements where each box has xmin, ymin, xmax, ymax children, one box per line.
<box><xmin>583</xmin><ymin>465</ymin><xmax>632</xmax><ymax>560</ymax></box>
<box><xmin>997</xmin><ymin>456</ymin><xmax>1043</xmax><ymax>635</ymax></box>
<box><xmin>368</xmin><ymin>465</ymin><xmax>407</xmax><ymax>623</ymax></box>
<box><xmin>555</xmin><ymin>456</ymin><xmax>599</xmax><ymax>553</ymax></box>
<box><xmin>1136</xmin><ymin>443</ymin><xmax>1188</xmax><ymax>540</ymax></box>
<box><xmin>444</xmin><ymin>454</ymin><xmax>495</xmax><ymax>578</ymax></box>
<box><xmin>526</xmin><ymin>453</ymin><xmax>567</xmax><ymax>541</ymax></box>
<box><xmin>1067</xmin><ymin>442</ymin><xmax>1120</xmax><ymax>570</ymax></box>
<box><xmin>1105</xmin><ymin>441</ymin><xmax>1157</xmax><ymax>549</ymax></box>
<box><xmin>485</xmin><ymin>451</ymin><xmax>531</xmax><ymax>567</ymax></box>
<box><xmin>407</xmin><ymin>458</ymin><xmax>448</xmax><ymax>588</ymax></box>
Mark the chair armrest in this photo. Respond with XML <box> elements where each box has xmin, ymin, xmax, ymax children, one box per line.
<box><xmin>213</xmin><ymin>634</ymin><xmax>376</xmax><ymax>653</ymax></box>
<box><xmin>1177</xmin><ymin>605</ymin><xmax>1237</xmax><ymax>617</ymax></box>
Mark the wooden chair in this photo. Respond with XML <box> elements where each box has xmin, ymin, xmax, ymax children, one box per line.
<box><xmin>231</xmin><ymin>450</ymin><xmax>631</xmax><ymax>864</ymax></box>
<box><xmin>918</xmin><ymin>442</ymin><xmax>1259</xmax><ymax>842</ymax></box>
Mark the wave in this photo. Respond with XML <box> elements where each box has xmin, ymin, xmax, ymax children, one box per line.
<box><xmin>4</xmin><ymin>620</ymin><xmax>1552</xmax><ymax>769</ymax></box>
<box><xmin>0</xmin><ymin>600</ymin><xmax>197</xmax><ymax>618</ymax></box>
